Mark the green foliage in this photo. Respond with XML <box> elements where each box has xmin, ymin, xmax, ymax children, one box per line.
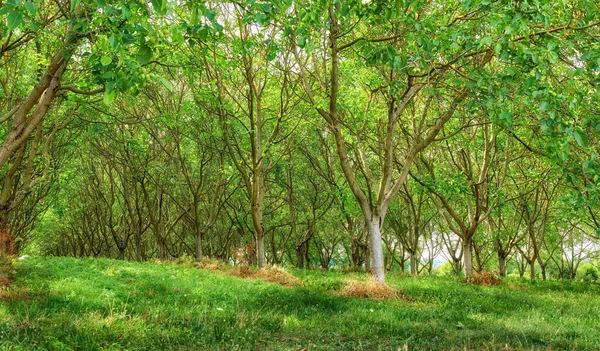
<box><xmin>578</xmin><ymin>263</ymin><xmax>599</xmax><ymax>283</ymax></box>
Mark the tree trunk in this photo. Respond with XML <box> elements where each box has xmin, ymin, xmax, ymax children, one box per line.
<box><xmin>367</xmin><ymin>216</ymin><xmax>385</xmax><ymax>284</ymax></box>
<box><xmin>195</xmin><ymin>229</ymin><xmax>204</xmax><ymax>262</ymax></box>
<box><xmin>399</xmin><ymin>252</ymin><xmax>406</xmax><ymax>273</ymax></box>
<box><xmin>452</xmin><ymin>259</ymin><xmax>462</xmax><ymax>276</ymax></box>
<box><xmin>463</xmin><ymin>236</ymin><xmax>474</xmax><ymax>279</ymax></box>
<box><xmin>529</xmin><ymin>260</ymin><xmax>536</xmax><ymax>280</ymax></box>
<box><xmin>255</xmin><ymin>227</ymin><xmax>265</xmax><ymax>268</ymax></box>
<box><xmin>540</xmin><ymin>263</ymin><xmax>546</xmax><ymax>280</ymax></box>
<box><xmin>0</xmin><ymin>219</ymin><xmax>15</xmax><ymax>256</ymax></box>
<box><xmin>118</xmin><ymin>247</ymin><xmax>125</xmax><ymax>260</ymax></box>
<box><xmin>295</xmin><ymin>245</ymin><xmax>304</xmax><ymax>269</ymax></box>
<box><xmin>135</xmin><ymin>234</ymin><xmax>143</xmax><ymax>262</ymax></box>
<box><xmin>498</xmin><ymin>253</ymin><xmax>507</xmax><ymax>277</ymax></box>
<box><xmin>409</xmin><ymin>252</ymin><xmax>418</xmax><ymax>275</ymax></box>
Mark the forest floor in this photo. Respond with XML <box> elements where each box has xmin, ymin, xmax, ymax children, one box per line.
<box><xmin>1</xmin><ymin>256</ymin><xmax>599</xmax><ymax>350</ymax></box>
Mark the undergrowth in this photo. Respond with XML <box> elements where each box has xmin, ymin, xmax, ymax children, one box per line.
<box><xmin>1</xmin><ymin>256</ymin><xmax>599</xmax><ymax>350</ymax></box>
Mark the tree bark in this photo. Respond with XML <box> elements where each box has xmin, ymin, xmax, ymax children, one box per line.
<box><xmin>463</xmin><ymin>236</ymin><xmax>474</xmax><ymax>278</ymax></box>
<box><xmin>409</xmin><ymin>252</ymin><xmax>418</xmax><ymax>275</ymax></box>
<box><xmin>367</xmin><ymin>216</ymin><xmax>385</xmax><ymax>283</ymax></box>
<box><xmin>498</xmin><ymin>253</ymin><xmax>507</xmax><ymax>277</ymax></box>
<box><xmin>195</xmin><ymin>228</ymin><xmax>204</xmax><ymax>262</ymax></box>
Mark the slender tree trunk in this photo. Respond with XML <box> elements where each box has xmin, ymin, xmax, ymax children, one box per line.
<box><xmin>540</xmin><ymin>264</ymin><xmax>546</xmax><ymax>280</ymax></box>
<box><xmin>399</xmin><ymin>251</ymin><xmax>406</xmax><ymax>273</ymax></box>
<box><xmin>452</xmin><ymin>259</ymin><xmax>462</xmax><ymax>276</ymax></box>
<box><xmin>135</xmin><ymin>234</ymin><xmax>143</xmax><ymax>262</ymax></box>
<box><xmin>304</xmin><ymin>242</ymin><xmax>311</xmax><ymax>269</ymax></box>
<box><xmin>295</xmin><ymin>245</ymin><xmax>304</xmax><ymax>269</ymax></box>
<box><xmin>254</xmin><ymin>222</ymin><xmax>265</xmax><ymax>268</ymax></box>
<box><xmin>195</xmin><ymin>228</ymin><xmax>204</xmax><ymax>262</ymax></box>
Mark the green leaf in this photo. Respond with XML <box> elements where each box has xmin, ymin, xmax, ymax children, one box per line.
<box><xmin>7</xmin><ymin>10</ymin><xmax>23</xmax><ymax>31</ymax></box>
<box><xmin>108</xmin><ymin>34</ymin><xmax>120</xmax><ymax>50</ymax></box>
<box><xmin>573</xmin><ymin>129</ymin><xmax>589</xmax><ymax>148</ymax></box>
<box><xmin>121</xmin><ymin>5</ymin><xmax>131</xmax><ymax>19</ymax></box>
<box><xmin>172</xmin><ymin>27</ymin><xmax>184</xmax><ymax>44</ymax></box>
<box><xmin>255</xmin><ymin>13</ymin><xmax>267</xmax><ymax>26</ymax></box>
<box><xmin>25</xmin><ymin>2</ymin><xmax>39</xmax><ymax>15</ymax></box>
<box><xmin>499</xmin><ymin>111</ymin><xmax>514</xmax><ymax>127</ymax></box>
<box><xmin>198</xmin><ymin>27</ymin><xmax>209</xmax><ymax>42</ymax></box>
<box><xmin>204</xmin><ymin>8</ymin><xmax>216</xmax><ymax>21</ymax></box>
<box><xmin>150</xmin><ymin>0</ymin><xmax>167</xmax><ymax>15</ymax></box>
<box><xmin>100</xmin><ymin>56</ymin><xmax>112</xmax><ymax>66</ymax></box>
<box><xmin>103</xmin><ymin>87</ymin><xmax>115</xmax><ymax>105</ymax></box>
<box><xmin>159</xmin><ymin>77</ymin><xmax>173</xmax><ymax>91</ymax></box>
<box><xmin>136</xmin><ymin>43</ymin><xmax>153</xmax><ymax>65</ymax></box>
<box><xmin>71</xmin><ymin>0</ymin><xmax>80</xmax><ymax>11</ymax></box>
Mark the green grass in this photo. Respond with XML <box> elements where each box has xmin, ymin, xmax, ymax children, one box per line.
<box><xmin>1</xmin><ymin>256</ymin><xmax>599</xmax><ymax>350</ymax></box>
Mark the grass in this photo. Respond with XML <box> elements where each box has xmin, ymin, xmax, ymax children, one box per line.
<box><xmin>1</xmin><ymin>256</ymin><xmax>599</xmax><ymax>350</ymax></box>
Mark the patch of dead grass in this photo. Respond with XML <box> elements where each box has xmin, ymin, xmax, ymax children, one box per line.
<box><xmin>191</xmin><ymin>258</ymin><xmax>301</xmax><ymax>287</ymax></box>
<box><xmin>336</xmin><ymin>279</ymin><xmax>409</xmax><ymax>301</ymax></box>
<box><xmin>256</xmin><ymin>266</ymin><xmax>301</xmax><ymax>287</ymax></box>
<box><xmin>193</xmin><ymin>257</ymin><xmax>228</xmax><ymax>271</ymax></box>
<box><xmin>0</xmin><ymin>287</ymin><xmax>34</xmax><ymax>301</ymax></box>
<box><xmin>467</xmin><ymin>271</ymin><xmax>502</xmax><ymax>286</ymax></box>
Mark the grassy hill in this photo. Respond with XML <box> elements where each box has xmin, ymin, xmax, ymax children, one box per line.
<box><xmin>1</xmin><ymin>256</ymin><xmax>599</xmax><ymax>350</ymax></box>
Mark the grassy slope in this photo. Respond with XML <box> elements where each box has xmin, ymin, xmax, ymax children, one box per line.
<box><xmin>1</xmin><ymin>257</ymin><xmax>599</xmax><ymax>350</ymax></box>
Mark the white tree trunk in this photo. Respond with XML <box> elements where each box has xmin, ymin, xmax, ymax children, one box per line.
<box><xmin>463</xmin><ymin>237</ymin><xmax>473</xmax><ymax>278</ymax></box>
<box><xmin>367</xmin><ymin>217</ymin><xmax>385</xmax><ymax>284</ymax></box>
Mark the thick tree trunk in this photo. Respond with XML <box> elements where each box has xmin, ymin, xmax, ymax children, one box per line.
<box><xmin>463</xmin><ymin>237</ymin><xmax>474</xmax><ymax>279</ymax></box>
<box><xmin>529</xmin><ymin>260</ymin><xmax>536</xmax><ymax>280</ymax></box>
<box><xmin>498</xmin><ymin>253</ymin><xmax>507</xmax><ymax>277</ymax></box>
<box><xmin>367</xmin><ymin>217</ymin><xmax>385</xmax><ymax>284</ymax></box>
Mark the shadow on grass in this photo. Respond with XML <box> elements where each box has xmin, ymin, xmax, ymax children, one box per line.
<box><xmin>1</xmin><ymin>257</ymin><xmax>599</xmax><ymax>350</ymax></box>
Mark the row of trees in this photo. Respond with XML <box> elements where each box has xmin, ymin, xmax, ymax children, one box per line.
<box><xmin>1</xmin><ymin>0</ymin><xmax>599</xmax><ymax>283</ymax></box>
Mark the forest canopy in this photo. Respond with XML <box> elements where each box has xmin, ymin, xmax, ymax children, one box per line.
<box><xmin>1</xmin><ymin>0</ymin><xmax>599</xmax><ymax>284</ymax></box>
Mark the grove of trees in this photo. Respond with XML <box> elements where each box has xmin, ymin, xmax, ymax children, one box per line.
<box><xmin>1</xmin><ymin>0</ymin><xmax>600</xmax><ymax>284</ymax></box>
